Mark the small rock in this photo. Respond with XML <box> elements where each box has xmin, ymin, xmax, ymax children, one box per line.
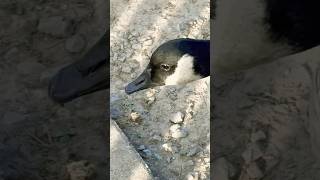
<box><xmin>169</xmin><ymin>124</ymin><xmax>180</xmax><ymax>131</ymax></box>
<box><xmin>246</xmin><ymin>162</ymin><xmax>264</xmax><ymax>179</ymax></box>
<box><xmin>65</xmin><ymin>35</ymin><xmax>86</xmax><ymax>53</ymax></box>
<box><xmin>169</xmin><ymin>124</ymin><xmax>188</xmax><ymax>139</ymax></box>
<box><xmin>146</xmin><ymin>89</ymin><xmax>156</xmax><ymax>97</ymax></box>
<box><xmin>129</xmin><ymin>112</ymin><xmax>141</xmax><ymax>123</ymax></box>
<box><xmin>143</xmin><ymin>39</ymin><xmax>153</xmax><ymax>46</ymax></box>
<box><xmin>150</xmin><ymin>135</ymin><xmax>162</xmax><ymax>142</ymax></box>
<box><xmin>137</xmin><ymin>145</ymin><xmax>146</xmax><ymax>150</ymax></box>
<box><xmin>251</xmin><ymin>131</ymin><xmax>267</xmax><ymax>142</ymax></box>
<box><xmin>38</xmin><ymin>16</ymin><xmax>73</xmax><ymax>37</ymax></box>
<box><xmin>146</xmin><ymin>96</ymin><xmax>156</xmax><ymax>105</ymax></box>
<box><xmin>170</xmin><ymin>112</ymin><xmax>184</xmax><ymax>124</ymax></box>
<box><xmin>171</xmin><ymin>129</ymin><xmax>188</xmax><ymax>139</ymax></box>
<box><xmin>65</xmin><ymin>160</ymin><xmax>95</xmax><ymax>180</ymax></box>
<box><xmin>142</xmin><ymin>149</ymin><xmax>152</xmax><ymax>158</ymax></box>
<box><xmin>154</xmin><ymin>153</ymin><xmax>162</xmax><ymax>160</ymax></box>
<box><xmin>162</xmin><ymin>143</ymin><xmax>178</xmax><ymax>153</ymax></box>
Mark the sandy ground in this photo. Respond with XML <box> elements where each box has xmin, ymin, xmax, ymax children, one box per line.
<box><xmin>0</xmin><ymin>0</ymin><xmax>107</xmax><ymax>179</ymax></box>
<box><xmin>213</xmin><ymin>46</ymin><xmax>320</xmax><ymax>180</ymax></box>
<box><xmin>110</xmin><ymin>0</ymin><xmax>210</xmax><ymax>179</ymax></box>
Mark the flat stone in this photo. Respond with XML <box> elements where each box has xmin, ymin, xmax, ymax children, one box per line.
<box><xmin>110</xmin><ymin>120</ymin><xmax>153</xmax><ymax>180</ymax></box>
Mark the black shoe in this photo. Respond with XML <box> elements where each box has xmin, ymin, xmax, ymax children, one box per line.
<box><xmin>48</xmin><ymin>33</ymin><xmax>108</xmax><ymax>104</ymax></box>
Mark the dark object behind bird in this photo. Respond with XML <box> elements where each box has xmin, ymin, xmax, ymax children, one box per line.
<box><xmin>48</xmin><ymin>33</ymin><xmax>108</xmax><ymax>104</ymax></box>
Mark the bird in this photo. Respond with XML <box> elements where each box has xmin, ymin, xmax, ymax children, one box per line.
<box><xmin>48</xmin><ymin>32</ymin><xmax>108</xmax><ymax>104</ymax></box>
<box><xmin>125</xmin><ymin>38</ymin><xmax>209</xmax><ymax>94</ymax></box>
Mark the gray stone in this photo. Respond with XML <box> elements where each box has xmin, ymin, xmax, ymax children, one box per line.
<box><xmin>142</xmin><ymin>149</ymin><xmax>152</xmax><ymax>158</ymax></box>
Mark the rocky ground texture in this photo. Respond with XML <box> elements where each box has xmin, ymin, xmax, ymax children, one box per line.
<box><xmin>0</xmin><ymin>0</ymin><xmax>107</xmax><ymax>179</ymax></box>
<box><xmin>110</xmin><ymin>0</ymin><xmax>210</xmax><ymax>179</ymax></box>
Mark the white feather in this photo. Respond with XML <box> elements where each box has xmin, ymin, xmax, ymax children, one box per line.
<box><xmin>165</xmin><ymin>54</ymin><xmax>202</xmax><ymax>85</ymax></box>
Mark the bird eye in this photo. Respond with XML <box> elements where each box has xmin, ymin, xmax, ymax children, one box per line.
<box><xmin>160</xmin><ymin>64</ymin><xmax>171</xmax><ymax>71</ymax></box>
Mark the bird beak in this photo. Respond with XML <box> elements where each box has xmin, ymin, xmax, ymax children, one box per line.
<box><xmin>125</xmin><ymin>66</ymin><xmax>152</xmax><ymax>94</ymax></box>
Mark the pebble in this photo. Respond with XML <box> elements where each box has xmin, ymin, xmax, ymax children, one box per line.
<box><xmin>162</xmin><ymin>143</ymin><xmax>178</xmax><ymax>153</ymax></box>
<box><xmin>65</xmin><ymin>34</ymin><xmax>86</xmax><ymax>53</ymax></box>
<box><xmin>143</xmin><ymin>39</ymin><xmax>153</xmax><ymax>46</ymax></box>
<box><xmin>38</xmin><ymin>16</ymin><xmax>73</xmax><ymax>37</ymax></box>
<box><xmin>142</xmin><ymin>149</ymin><xmax>152</xmax><ymax>158</ymax></box>
<box><xmin>146</xmin><ymin>96</ymin><xmax>156</xmax><ymax>105</ymax></box>
<box><xmin>154</xmin><ymin>153</ymin><xmax>162</xmax><ymax>160</ymax></box>
<box><xmin>129</xmin><ymin>112</ymin><xmax>141</xmax><ymax>123</ymax></box>
<box><xmin>137</xmin><ymin>145</ymin><xmax>146</xmax><ymax>150</ymax></box>
<box><xmin>170</xmin><ymin>112</ymin><xmax>184</xmax><ymax>124</ymax></box>
<box><xmin>251</xmin><ymin>130</ymin><xmax>267</xmax><ymax>142</ymax></box>
<box><xmin>170</xmin><ymin>124</ymin><xmax>188</xmax><ymax>139</ymax></box>
<box><xmin>150</xmin><ymin>135</ymin><xmax>162</xmax><ymax>142</ymax></box>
